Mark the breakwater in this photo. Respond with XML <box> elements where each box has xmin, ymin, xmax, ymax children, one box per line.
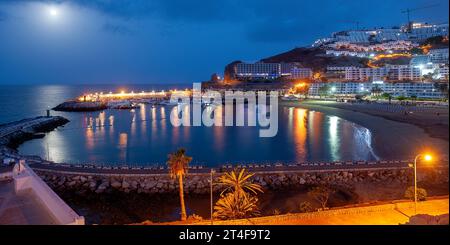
<box><xmin>34</xmin><ymin>165</ymin><xmax>449</xmax><ymax>195</ymax></box>
<box><xmin>0</xmin><ymin>116</ymin><xmax>69</xmax><ymax>148</ymax></box>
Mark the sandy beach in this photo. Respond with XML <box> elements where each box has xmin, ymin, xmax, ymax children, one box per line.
<box><xmin>280</xmin><ymin>100</ymin><xmax>449</xmax><ymax>160</ymax></box>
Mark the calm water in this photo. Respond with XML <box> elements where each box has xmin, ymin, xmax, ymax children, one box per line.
<box><xmin>0</xmin><ymin>85</ymin><xmax>378</xmax><ymax>166</ymax></box>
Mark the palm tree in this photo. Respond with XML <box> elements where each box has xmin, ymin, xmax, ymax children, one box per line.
<box><xmin>213</xmin><ymin>191</ymin><xmax>260</xmax><ymax>220</ymax></box>
<box><xmin>213</xmin><ymin>168</ymin><xmax>263</xmax><ymax>220</ymax></box>
<box><xmin>167</xmin><ymin>148</ymin><xmax>192</xmax><ymax>221</ymax></box>
<box><xmin>218</xmin><ymin>168</ymin><xmax>263</xmax><ymax>195</ymax></box>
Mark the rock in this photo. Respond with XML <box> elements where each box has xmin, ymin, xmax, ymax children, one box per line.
<box><xmin>111</xmin><ymin>180</ymin><xmax>122</xmax><ymax>188</ymax></box>
<box><xmin>122</xmin><ymin>181</ymin><xmax>130</xmax><ymax>189</ymax></box>
<box><xmin>299</xmin><ymin>178</ymin><xmax>306</xmax><ymax>185</ymax></box>
<box><xmin>66</xmin><ymin>180</ymin><xmax>77</xmax><ymax>187</ymax></box>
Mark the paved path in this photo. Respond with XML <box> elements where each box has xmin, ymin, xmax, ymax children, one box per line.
<box><xmin>193</xmin><ymin>198</ymin><xmax>449</xmax><ymax>225</ymax></box>
<box><xmin>26</xmin><ymin>159</ymin><xmax>449</xmax><ymax>176</ymax></box>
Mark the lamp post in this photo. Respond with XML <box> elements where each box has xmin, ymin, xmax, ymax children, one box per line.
<box><xmin>411</xmin><ymin>154</ymin><xmax>432</xmax><ymax>214</ymax></box>
<box><xmin>210</xmin><ymin>168</ymin><xmax>216</xmax><ymax>225</ymax></box>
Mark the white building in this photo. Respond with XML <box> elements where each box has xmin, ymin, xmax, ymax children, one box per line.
<box><xmin>345</xmin><ymin>67</ymin><xmax>390</xmax><ymax>81</ymax></box>
<box><xmin>436</xmin><ymin>65</ymin><xmax>449</xmax><ymax>80</ymax></box>
<box><xmin>234</xmin><ymin>62</ymin><xmax>312</xmax><ymax>80</ymax></box>
<box><xmin>325</xmin><ymin>49</ymin><xmax>368</xmax><ymax>58</ymax></box>
<box><xmin>329</xmin><ymin>40</ymin><xmax>418</xmax><ymax>52</ymax></box>
<box><xmin>332</xmin><ymin>28</ymin><xmax>408</xmax><ymax>43</ymax></box>
<box><xmin>314</xmin><ymin>22</ymin><xmax>448</xmax><ymax>45</ymax></box>
<box><xmin>235</xmin><ymin>62</ymin><xmax>281</xmax><ymax>80</ymax></box>
<box><xmin>408</xmin><ymin>23</ymin><xmax>449</xmax><ymax>41</ymax></box>
<box><xmin>309</xmin><ymin>82</ymin><xmax>445</xmax><ymax>98</ymax></box>
<box><xmin>429</xmin><ymin>48</ymin><xmax>449</xmax><ymax>64</ymax></box>
<box><xmin>290</xmin><ymin>67</ymin><xmax>313</xmax><ymax>79</ymax></box>
<box><xmin>329</xmin><ymin>65</ymin><xmax>424</xmax><ymax>82</ymax></box>
<box><xmin>410</xmin><ymin>55</ymin><xmax>432</xmax><ymax>66</ymax></box>
<box><xmin>387</xmin><ymin>65</ymin><xmax>422</xmax><ymax>81</ymax></box>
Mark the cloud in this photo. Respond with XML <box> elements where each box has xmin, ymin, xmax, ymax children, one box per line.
<box><xmin>1</xmin><ymin>0</ymin><xmax>448</xmax><ymax>44</ymax></box>
<box><xmin>101</xmin><ymin>22</ymin><xmax>134</xmax><ymax>35</ymax></box>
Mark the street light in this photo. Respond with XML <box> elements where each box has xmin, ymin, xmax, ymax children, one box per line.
<box><xmin>410</xmin><ymin>153</ymin><xmax>433</xmax><ymax>214</ymax></box>
<box><xmin>210</xmin><ymin>168</ymin><xmax>216</xmax><ymax>225</ymax></box>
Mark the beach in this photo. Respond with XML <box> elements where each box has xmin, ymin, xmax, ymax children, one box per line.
<box><xmin>281</xmin><ymin>100</ymin><xmax>449</xmax><ymax>161</ymax></box>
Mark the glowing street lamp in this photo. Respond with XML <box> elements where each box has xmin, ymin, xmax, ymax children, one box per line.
<box><xmin>410</xmin><ymin>153</ymin><xmax>433</xmax><ymax>214</ymax></box>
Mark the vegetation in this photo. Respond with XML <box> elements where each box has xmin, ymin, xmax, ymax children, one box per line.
<box><xmin>404</xmin><ymin>187</ymin><xmax>428</xmax><ymax>201</ymax></box>
<box><xmin>396</xmin><ymin>95</ymin><xmax>407</xmax><ymax>101</ymax></box>
<box><xmin>218</xmin><ymin>168</ymin><xmax>263</xmax><ymax>195</ymax></box>
<box><xmin>213</xmin><ymin>191</ymin><xmax>260</xmax><ymax>220</ymax></box>
<box><xmin>166</xmin><ymin>148</ymin><xmax>192</xmax><ymax>221</ymax></box>
<box><xmin>308</xmin><ymin>186</ymin><xmax>334</xmax><ymax>210</ymax></box>
<box><xmin>371</xmin><ymin>85</ymin><xmax>383</xmax><ymax>97</ymax></box>
<box><xmin>381</xmin><ymin>93</ymin><xmax>392</xmax><ymax>103</ymax></box>
<box><xmin>298</xmin><ymin>201</ymin><xmax>314</xmax><ymax>213</ymax></box>
<box><xmin>434</xmin><ymin>82</ymin><xmax>449</xmax><ymax>101</ymax></box>
<box><xmin>213</xmin><ymin>169</ymin><xmax>263</xmax><ymax>220</ymax></box>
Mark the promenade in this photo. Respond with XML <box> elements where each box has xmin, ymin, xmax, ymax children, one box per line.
<box><xmin>191</xmin><ymin>197</ymin><xmax>449</xmax><ymax>225</ymax></box>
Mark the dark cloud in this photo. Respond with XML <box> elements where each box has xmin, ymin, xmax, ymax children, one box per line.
<box><xmin>0</xmin><ymin>0</ymin><xmax>448</xmax><ymax>84</ymax></box>
<box><xmin>2</xmin><ymin>0</ymin><xmax>449</xmax><ymax>43</ymax></box>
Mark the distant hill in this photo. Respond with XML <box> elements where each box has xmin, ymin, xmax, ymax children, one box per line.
<box><xmin>260</xmin><ymin>47</ymin><xmax>369</xmax><ymax>71</ymax></box>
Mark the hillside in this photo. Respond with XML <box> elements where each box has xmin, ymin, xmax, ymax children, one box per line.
<box><xmin>261</xmin><ymin>47</ymin><xmax>369</xmax><ymax>71</ymax></box>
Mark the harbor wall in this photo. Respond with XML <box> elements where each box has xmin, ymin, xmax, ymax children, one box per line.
<box><xmin>34</xmin><ymin>166</ymin><xmax>449</xmax><ymax>195</ymax></box>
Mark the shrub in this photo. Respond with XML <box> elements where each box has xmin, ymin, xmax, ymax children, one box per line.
<box><xmin>404</xmin><ymin>186</ymin><xmax>427</xmax><ymax>201</ymax></box>
<box><xmin>299</xmin><ymin>201</ymin><xmax>314</xmax><ymax>213</ymax></box>
<box><xmin>308</xmin><ymin>186</ymin><xmax>334</xmax><ymax>209</ymax></box>
<box><xmin>272</xmin><ymin>209</ymin><xmax>281</xmax><ymax>215</ymax></box>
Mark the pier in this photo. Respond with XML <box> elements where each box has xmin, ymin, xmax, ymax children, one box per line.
<box><xmin>0</xmin><ymin>116</ymin><xmax>69</xmax><ymax>147</ymax></box>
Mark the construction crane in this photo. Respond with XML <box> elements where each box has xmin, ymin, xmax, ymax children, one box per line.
<box><xmin>401</xmin><ymin>3</ymin><xmax>440</xmax><ymax>31</ymax></box>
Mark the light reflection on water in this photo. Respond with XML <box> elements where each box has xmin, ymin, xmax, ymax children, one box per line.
<box><xmin>19</xmin><ymin>104</ymin><xmax>378</xmax><ymax>166</ymax></box>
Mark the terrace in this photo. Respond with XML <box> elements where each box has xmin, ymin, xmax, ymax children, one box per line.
<box><xmin>0</xmin><ymin>161</ymin><xmax>84</xmax><ymax>225</ymax></box>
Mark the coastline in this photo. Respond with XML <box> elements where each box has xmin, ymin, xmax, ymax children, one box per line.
<box><xmin>280</xmin><ymin>100</ymin><xmax>449</xmax><ymax>161</ymax></box>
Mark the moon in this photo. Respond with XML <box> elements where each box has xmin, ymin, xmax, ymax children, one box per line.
<box><xmin>49</xmin><ymin>7</ymin><xmax>59</xmax><ymax>17</ymax></box>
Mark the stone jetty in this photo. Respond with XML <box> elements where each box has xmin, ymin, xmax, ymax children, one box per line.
<box><xmin>0</xmin><ymin>116</ymin><xmax>69</xmax><ymax>148</ymax></box>
<box><xmin>53</xmin><ymin>101</ymin><xmax>108</xmax><ymax>112</ymax></box>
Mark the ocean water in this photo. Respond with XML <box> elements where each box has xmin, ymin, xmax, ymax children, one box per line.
<box><xmin>0</xmin><ymin>84</ymin><xmax>378</xmax><ymax>166</ymax></box>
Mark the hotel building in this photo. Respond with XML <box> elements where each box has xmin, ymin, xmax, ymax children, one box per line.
<box><xmin>429</xmin><ymin>48</ymin><xmax>449</xmax><ymax>64</ymax></box>
<box><xmin>309</xmin><ymin>82</ymin><xmax>445</xmax><ymax>99</ymax></box>
<box><xmin>234</xmin><ymin>62</ymin><xmax>312</xmax><ymax>80</ymax></box>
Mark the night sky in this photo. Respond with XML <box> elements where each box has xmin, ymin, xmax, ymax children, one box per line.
<box><xmin>0</xmin><ymin>0</ymin><xmax>448</xmax><ymax>85</ymax></box>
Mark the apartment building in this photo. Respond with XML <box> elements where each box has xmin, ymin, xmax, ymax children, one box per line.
<box><xmin>387</xmin><ymin>65</ymin><xmax>422</xmax><ymax>81</ymax></box>
<box><xmin>235</xmin><ymin>62</ymin><xmax>281</xmax><ymax>80</ymax></box>
<box><xmin>344</xmin><ymin>67</ymin><xmax>390</xmax><ymax>81</ymax></box>
<box><xmin>429</xmin><ymin>48</ymin><xmax>449</xmax><ymax>64</ymax></box>
<box><xmin>234</xmin><ymin>62</ymin><xmax>312</xmax><ymax>80</ymax></box>
<box><xmin>309</xmin><ymin>82</ymin><xmax>445</xmax><ymax>98</ymax></box>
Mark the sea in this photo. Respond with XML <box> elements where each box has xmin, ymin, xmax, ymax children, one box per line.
<box><xmin>0</xmin><ymin>84</ymin><xmax>378</xmax><ymax>166</ymax></box>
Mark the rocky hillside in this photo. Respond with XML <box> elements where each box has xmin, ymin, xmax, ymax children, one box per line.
<box><xmin>261</xmin><ymin>47</ymin><xmax>369</xmax><ymax>71</ymax></box>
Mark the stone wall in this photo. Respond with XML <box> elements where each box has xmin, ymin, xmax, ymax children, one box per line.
<box><xmin>35</xmin><ymin>167</ymin><xmax>449</xmax><ymax>195</ymax></box>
